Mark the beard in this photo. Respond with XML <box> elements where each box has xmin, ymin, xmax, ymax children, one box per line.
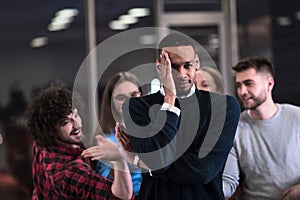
<box><xmin>56</xmin><ymin>135</ymin><xmax>84</xmax><ymax>148</ymax></box>
<box><xmin>242</xmin><ymin>92</ymin><xmax>267</xmax><ymax>110</ymax></box>
<box><xmin>175</xmin><ymin>80</ymin><xmax>193</xmax><ymax>96</ymax></box>
<box><xmin>56</xmin><ymin>130</ymin><xmax>84</xmax><ymax>147</ymax></box>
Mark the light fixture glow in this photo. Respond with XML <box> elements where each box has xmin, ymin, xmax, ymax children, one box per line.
<box><xmin>30</xmin><ymin>36</ymin><xmax>49</xmax><ymax>48</ymax></box>
<box><xmin>55</xmin><ymin>8</ymin><xmax>79</xmax><ymax>18</ymax></box>
<box><xmin>208</xmin><ymin>34</ymin><xmax>219</xmax><ymax>49</ymax></box>
<box><xmin>277</xmin><ymin>16</ymin><xmax>291</xmax><ymax>26</ymax></box>
<box><xmin>295</xmin><ymin>11</ymin><xmax>300</xmax><ymax>20</ymax></box>
<box><xmin>52</xmin><ymin>16</ymin><xmax>74</xmax><ymax>25</ymax></box>
<box><xmin>119</xmin><ymin>14</ymin><xmax>138</xmax><ymax>24</ymax></box>
<box><xmin>128</xmin><ymin>8</ymin><xmax>150</xmax><ymax>17</ymax></box>
<box><xmin>48</xmin><ymin>23</ymin><xmax>69</xmax><ymax>31</ymax></box>
<box><xmin>109</xmin><ymin>20</ymin><xmax>128</xmax><ymax>30</ymax></box>
<box><xmin>48</xmin><ymin>8</ymin><xmax>78</xmax><ymax>32</ymax></box>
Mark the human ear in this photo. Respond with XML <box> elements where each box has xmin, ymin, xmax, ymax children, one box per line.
<box><xmin>267</xmin><ymin>76</ymin><xmax>274</xmax><ymax>92</ymax></box>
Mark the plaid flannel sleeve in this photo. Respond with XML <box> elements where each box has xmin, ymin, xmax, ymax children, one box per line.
<box><xmin>57</xmin><ymin>159</ymin><xmax>133</xmax><ymax>200</ymax></box>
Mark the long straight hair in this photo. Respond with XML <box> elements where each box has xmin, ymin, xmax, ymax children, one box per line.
<box><xmin>98</xmin><ymin>72</ymin><xmax>141</xmax><ymax>134</ymax></box>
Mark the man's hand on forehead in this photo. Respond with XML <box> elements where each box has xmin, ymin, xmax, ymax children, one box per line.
<box><xmin>156</xmin><ymin>50</ymin><xmax>176</xmax><ymax>97</ymax></box>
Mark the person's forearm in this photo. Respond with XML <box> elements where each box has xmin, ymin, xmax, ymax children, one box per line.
<box><xmin>164</xmin><ymin>94</ymin><xmax>176</xmax><ymax>105</ymax></box>
<box><xmin>111</xmin><ymin>160</ymin><xmax>133</xmax><ymax>200</ymax></box>
<box><xmin>222</xmin><ymin>149</ymin><xmax>240</xmax><ymax>198</ymax></box>
<box><xmin>138</xmin><ymin>159</ymin><xmax>150</xmax><ymax>170</ymax></box>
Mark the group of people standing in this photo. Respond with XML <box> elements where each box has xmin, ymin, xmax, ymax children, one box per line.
<box><xmin>25</xmin><ymin>32</ymin><xmax>300</xmax><ymax>200</ymax></box>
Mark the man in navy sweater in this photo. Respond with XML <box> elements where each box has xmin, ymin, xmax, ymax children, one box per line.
<box><xmin>121</xmin><ymin>32</ymin><xmax>240</xmax><ymax>200</ymax></box>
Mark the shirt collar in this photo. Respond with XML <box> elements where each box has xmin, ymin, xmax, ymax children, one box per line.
<box><xmin>160</xmin><ymin>84</ymin><xmax>196</xmax><ymax>99</ymax></box>
<box><xmin>34</xmin><ymin>142</ymin><xmax>84</xmax><ymax>155</ymax></box>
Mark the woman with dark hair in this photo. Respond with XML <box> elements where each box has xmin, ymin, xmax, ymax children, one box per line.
<box><xmin>96</xmin><ymin>71</ymin><xmax>142</xmax><ymax>197</ymax></box>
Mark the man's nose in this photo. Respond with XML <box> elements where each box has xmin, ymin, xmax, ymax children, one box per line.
<box><xmin>71</xmin><ymin>117</ymin><xmax>81</xmax><ymax>128</ymax></box>
<box><xmin>174</xmin><ymin>67</ymin><xmax>187</xmax><ymax>78</ymax></box>
<box><xmin>239</xmin><ymin>85</ymin><xmax>248</xmax><ymax>95</ymax></box>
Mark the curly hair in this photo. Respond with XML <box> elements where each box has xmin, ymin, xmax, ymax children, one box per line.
<box><xmin>25</xmin><ymin>80</ymin><xmax>82</xmax><ymax>147</ymax></box>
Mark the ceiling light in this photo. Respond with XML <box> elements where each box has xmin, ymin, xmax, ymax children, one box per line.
<box><xmin>30</xmin><ymin>36</ymin><xmax>49</xmax><ymax>48</ymax></box>
<box><xmin>48</xmin><ymin>16</ymin><xmax>73</xmax><ymax>31</ymax></box>
<box><xmin>51</xmin><ymin>15</ymin><xmax>74</xmax><ymax>26</ymax></box>
<box><xmin>277</xmin><ymin>16</ymin><xmax>291</xmax><ymax>26</ymax></box>
<box><xmin>128</xmin><ymin>8</ymin><xmax>150</xmax><ymax>18</ymax></box>
<box><xmin>55</xmin><ymin>8</ymin><xmax>79</xmax><ymax>18</ymax></box>
<box><xmin>48</xmin><ymin>8</ymin><xmax>78</xmax><ymax>32</ymax></box>
<box><xmin>48</xmin><ymin>23</ymin><xmax>69</xmax><ymax>31</ymax></box>
<box><xmin>119</xmin><ymin>14</ymin><xmax>138</xmax><ymax>24</ymax></box>
<box><xmin>109</xmin><ymin>20</ymin><xmax>128</xmax><ymax>30</ymax></box>
<box><xmin>295</xmin><ymin>11</ymin><xmax>300</xmax><ymax>20</ymax></box>
<box><xmin>208</xmin><ymin>34</ymin><xmax>219</xmax><ymax>49</ymax></box>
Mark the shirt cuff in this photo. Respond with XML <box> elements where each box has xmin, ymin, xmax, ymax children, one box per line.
<box><xmin>161</xmin><ymin>102</ymin><xmax>180</xmax><ymax>116</ymax></box>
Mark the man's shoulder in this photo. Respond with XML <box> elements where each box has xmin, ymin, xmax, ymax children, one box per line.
<box><xmin>278</xmin><ymin>103</ymin><xmax>300</xmax><ymax>119</ymax></box>
<box><xmin>279</xmin><ymin>103</ymin><xmax>300</xmax><ymax>112</ymax></box>
<box><xmin>34</xmin><ymin>144</ymin><xmax>85</xmax><ymax>163</ymax></box>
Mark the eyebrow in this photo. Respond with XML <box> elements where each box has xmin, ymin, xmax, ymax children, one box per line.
<box><xmin>114</xmin><ymin>94</ymin><xmax>129</xmax><ymax>98</ymax></box>
<box><xmin>235</xmin><ymin>79</ymin><xmax>253</xmax><ymax>84</ymax></box>
<box><xmin>172</xmin><ymin>60</ymin><xmax>194</xmax><ymax>64</ymax></box>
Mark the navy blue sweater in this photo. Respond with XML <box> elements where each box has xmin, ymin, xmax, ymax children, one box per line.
<box><xmin>123</xmin><ymin>90</ymin><xmax>240</xmax><ymax>200</ymax></box>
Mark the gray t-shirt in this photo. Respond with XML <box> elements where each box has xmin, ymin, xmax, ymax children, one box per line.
<box><xmin>223</xmin><ymin>104</ymin><xmax>300</xmax><ymax>199</ymax></box>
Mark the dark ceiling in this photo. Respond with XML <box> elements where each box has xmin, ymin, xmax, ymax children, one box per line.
<box><xmin>0</xmin><ymin>0</ymin><xmax>154</xmax><ymax>105</ymax></box>
<box><xmin>0</xmin><ymin>0</ymin><xmax>155</xmax><ymax>56</ymax></box>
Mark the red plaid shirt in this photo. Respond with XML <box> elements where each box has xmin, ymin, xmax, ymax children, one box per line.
<box><xmin>32</xmin><ymin>142</ymin><xmax>125</xmax><ymax>200</ymax></box>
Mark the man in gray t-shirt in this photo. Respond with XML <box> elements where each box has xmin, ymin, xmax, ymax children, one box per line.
<box><xmin>223</xmin><ymin>56</ymin><xmax>300</xmax><ymax>200</ymax></box>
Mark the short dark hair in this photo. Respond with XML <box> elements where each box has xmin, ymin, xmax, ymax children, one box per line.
<box><xmin>25</xmin><ymin>80</ymin><xmax>82</xmax><ymax>147</ymax></box>
<box><xmin>233</xmin><ymin>56</ymin><xmax>275</xmax><ymax>78</ymax></box>
<box><xmin>157</xmin><ymin>32</ymin><xmax>197</xmax><ymax>59</ymax></box>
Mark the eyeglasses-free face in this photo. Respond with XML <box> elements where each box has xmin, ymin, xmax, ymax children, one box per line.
<box><xmin>162</xmin><ymin>46</ymin><xmax>199</xmax><ymax>96</ymax></box>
